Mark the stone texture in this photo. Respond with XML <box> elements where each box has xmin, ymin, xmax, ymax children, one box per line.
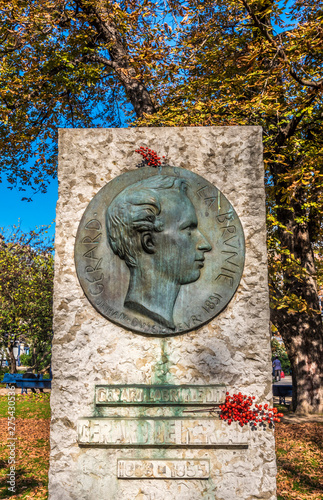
<box><xmin>49</xmin><ymin>127</ymin><xmax>276</xmax><ymax>500</ymax></box>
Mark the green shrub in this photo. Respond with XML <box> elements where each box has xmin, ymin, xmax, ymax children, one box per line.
<box><xmin>20</xmin><ymin>353</ymin><xmax>33</xmax><ymax>366</ymax></box>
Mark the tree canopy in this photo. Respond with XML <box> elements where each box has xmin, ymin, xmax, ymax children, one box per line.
<box><xmin>0</xmin><ymin>0</ymin><xmax>322</xmax><ymax>412</ymax></box>
<box><xmin>140</xmin><ymin>0</ymin><xmax>323</xmax><ymax>411</ymax></box>
<box><xmin>0</xmin><ymin>226</ymin><xmax>54</xmax><ymax>373</ymax></box>
<box><xmin>0</xmin><ymin>0</ymin><xmax>169</xmax><ymax>194</ymax></box>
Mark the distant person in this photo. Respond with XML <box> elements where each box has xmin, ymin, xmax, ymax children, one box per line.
<box><xmin>319</xmin><ymin>291</ymin><xmax>323</xmax><ymax>317</ymax></box>
<box><xmin>272</xmin><ymin>356</ymin><xmax>282</xmax><ymax>382</ymax></box>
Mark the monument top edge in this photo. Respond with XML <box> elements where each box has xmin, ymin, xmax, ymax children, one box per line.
<box><xmin>95</xmin><ymin>383</ymin><xmax>227</xmax><ymax>388</ymax></box>
<box><xmin>58</xmin><ymin>125</ymin><xmax>262</xmax><ymax>133</ymax></box>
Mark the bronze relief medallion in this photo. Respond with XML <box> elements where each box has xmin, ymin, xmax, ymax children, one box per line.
<box><xmin>74</xmin><ymin>166</ymin><xmax>245</xmax><ymax>336</ymax></box>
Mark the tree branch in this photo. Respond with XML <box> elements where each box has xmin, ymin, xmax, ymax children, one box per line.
<box><xmin>240</xmin><ymin>0</ymin><xmax>323</xmax><ymax>90</ymax></box>
<box><xmin>275</xmin><ymin>93</ymin><xmax>318</xmax><ymax>147</ymax></box>
<box><xmin>72</xmin><ymin>0</ymin><xmax>156</xmax><ymax>117</ymax></box>
<box><xmin>83</xmin><ymin>53</ymin><xmax>118</xmax><ymax>70</ymax></box>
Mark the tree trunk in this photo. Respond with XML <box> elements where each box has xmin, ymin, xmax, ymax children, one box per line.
<box><xmin>270</xmin><ymin>181</ymin><xmax>323</xmax><ymax>413</ymax></box>
<box><xmin>7</xmin><ymin>343</ymin><xmax>17</xmax><ymax>374</ymax></box>
<box><xmin>39</xmin><ymin>363</ymin><xmax>51</xmax><ymax>375</ymax></box>
<box><xmin>33</xmin><ymin>344</ymin><xmax>37</xmax><ymax>371</ymax></box>
<box><xmin>272</xmin><ymin>306</ymin><xmax>323</xmax><ymax>413</ymax></box>
<box><xmin>31</xmin><ymin>346</ymin><xmax>49</xmax><ymax>372</ymax></box>
<box><xmin>74</xmin><ymin>0</ymin><xmax>156</xmax><ymax>118</ymax></box>
<box><xmin>240</xmin><ymin>0</ymin><xmax>323</xmax><ymax>414</ymax></box>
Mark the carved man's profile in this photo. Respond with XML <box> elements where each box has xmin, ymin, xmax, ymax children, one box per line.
<box><xmin>106</xmin><ymin>175</ymin><xmax>212</xmax><ymax>329</ymax></box>
<box><xmin>75</xmin><ymin>165</ymin><xmax>245</xmax><ymax>336</ymax></box>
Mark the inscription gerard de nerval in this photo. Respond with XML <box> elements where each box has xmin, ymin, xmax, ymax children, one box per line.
<box><xmin>74</xmin><ymin>166</ymin><xmax>245</xmax><ymax>335</ymax></box>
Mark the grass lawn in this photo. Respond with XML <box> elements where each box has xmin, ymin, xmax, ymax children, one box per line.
<box><xmin>0</xmin><ymin>394</ymin><xmax>322</xmax><ymax>499</ymax></box>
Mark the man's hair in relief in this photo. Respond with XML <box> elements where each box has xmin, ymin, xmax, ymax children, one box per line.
<box><xmin>106</xmin><ymin>175</ymin><xmax>188</xmax><ymax>268</ymax></box>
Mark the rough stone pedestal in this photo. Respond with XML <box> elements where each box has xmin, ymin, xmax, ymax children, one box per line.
<box><xmin>49</xmin><ymin>126</ymin><xmax>277</xmax><ymax>500</ymax></box>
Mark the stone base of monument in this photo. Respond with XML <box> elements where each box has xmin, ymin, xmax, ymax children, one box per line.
<box><xmin>49</xmin><ymin>126</ymin><xmax>277</xmax><ymax>500</ymax></box>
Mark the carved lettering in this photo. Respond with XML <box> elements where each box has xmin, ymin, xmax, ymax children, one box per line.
<box><xmin>208</xmin><ymin>299</ymin><xmax>216</xmax><ymax>310</ymax></box>
<box><xmin>83</xmin><ymin>247</ymin><xmax>100</xmax><ymax>260</ymax></box>
<box><xmin>128</xmin><ymin>316</ymin><xmax>167</xmax><ymax>335</ymax></box>
<box><xmin>89</xmin><ymin>283</ymin><xmax>104</xmax><ymax>295</ymax></box>
<box><xmin>82</xmin><ymin>233</ymin><xmax>102</xmax><ymax>244</ymax></box>
<box><xmin>197</xmin><ymin>185</ymin><xmax>208</xmax><ymax>197</ymax></box>
<box><xmin>223</xmin><ymin>235</ymin><xmax>239</xmax><ymax>249</ymax></box>
<box><xmin>222</xmin><ymin>225</ymin><xmax>236</xmax><ymax>238</ymax></box>
<box><xmin>85</xmin><ymin>219</ymin><xmax>102</xmax><ymax>230</ymax></box>
<box><xmin>118</xmin><ymin>312</ymin><xmax>131</xmax><ymax>322</ymax></box>
<box><xmin>221</xmin><ymin>266</ymin><xmax>236</xmax><ymax>275</ymax></box>
<box><xmin>215</xmin><ymin>273</ymin><xmax>234</xmax><ymax>287</ymax></box>
<box><xmin>217</xmin><ymin>211</ymin><xmax>234</xmax><ymax>223</ymax></box>
<box><xmin>222</xmin><ymin>250</ymin><xmax>240</xmax><ymax>270</ymax></box>
<box><xmin>196</xmin><ymin>185</ymin><xmax>217</xmax><ymax>208</ymax></box>
<box><xmin>204</xmin><ymin>196</ymin><xmax>217</xmax><ymax>207</ymax></box>
<box><xmin>78</xmin><ymin>418</ymin><xmax>249</xmax><ymax>447</ymax></box>
<box><xmin>202</xmin><ymin>293</ymin><xmax>222</xmax><ymax>314</ymax></box>
<box><xmin>170</xmin><ymin>389</ymin><xmax>179</xmax><ymax>402</ymax></box>
<box><xmin>117</xmin><ymin>459</ymin><xmax>210</xmax><ymax>479</ymax></box>
<box><xmin>191</xmin><ymin>315</ymin><xmax>202</xmax><ymax>324</ymax></box>
<box><xmin>86</xmin><ymin>273</ymin><xmax>103</xmax><ymax>284</ymax></box>
<box><xmin>95</xmin><ymin>385</ymin><xmax>226</xmax><ymax>405</ymax></box>
<box><xmin>85</xmin><ymin>259</ymin><xmax>102</xmax><ymax>273</ymax></box>
<box><xmin>81</xmin><ymin>220</ymin><xmax>105</xmax><ymax>295</ymax></box>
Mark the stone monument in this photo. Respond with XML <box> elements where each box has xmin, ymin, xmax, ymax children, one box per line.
<box><xmin>49</xmin><ymin>126</ymin><xmax>277</xmax><ymax>500</ymax></box>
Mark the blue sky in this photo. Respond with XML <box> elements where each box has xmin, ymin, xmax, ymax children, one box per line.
<box><xmin>0</xmin><ymin>177</ymin><xmax>58</xmax><ymax>239</ymax></box>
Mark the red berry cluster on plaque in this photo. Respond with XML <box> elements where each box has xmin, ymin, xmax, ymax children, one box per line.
<box><xmin>135</xmin><ymin>147</ymin><xmax>166</xmax><ymax>167</ymax></box>
<box><xmin>219</xmin><ymin>392</ymin><xmax>283</xmax><ymax>427</ymax></box>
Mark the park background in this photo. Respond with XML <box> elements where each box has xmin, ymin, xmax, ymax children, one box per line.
<box><xmin>0</xmin><ymin>0</ymin><xmax>323</xmax><ymax>498</ymax></box>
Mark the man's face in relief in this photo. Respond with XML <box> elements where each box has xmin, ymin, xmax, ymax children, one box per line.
<box><xmin>153</xmin><ymin>190</ymin><xmax>212</xmax><ymax>285</ymax></box>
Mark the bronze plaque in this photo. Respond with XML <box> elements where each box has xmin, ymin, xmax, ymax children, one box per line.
<box><xmin>74</xmin><ymin>166</ymin><xmax>245</xmax><ymax>335</ymax></box>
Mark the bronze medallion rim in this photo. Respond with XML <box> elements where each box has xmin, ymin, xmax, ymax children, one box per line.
<box><xmin>74</xmin><ymin>166</ymin><xmax>245</xmax><ymax>336</ymax></box>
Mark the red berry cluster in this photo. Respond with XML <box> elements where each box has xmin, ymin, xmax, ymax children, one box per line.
<box><xmin>219</xmin><ymin>392</ymin><xmax>284</xmax><ymax>428</ymax></box>
<box><xmin>135</xmin><ymin>146</ymin><xmax>165</xmax><ymax>167</ymax></box>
